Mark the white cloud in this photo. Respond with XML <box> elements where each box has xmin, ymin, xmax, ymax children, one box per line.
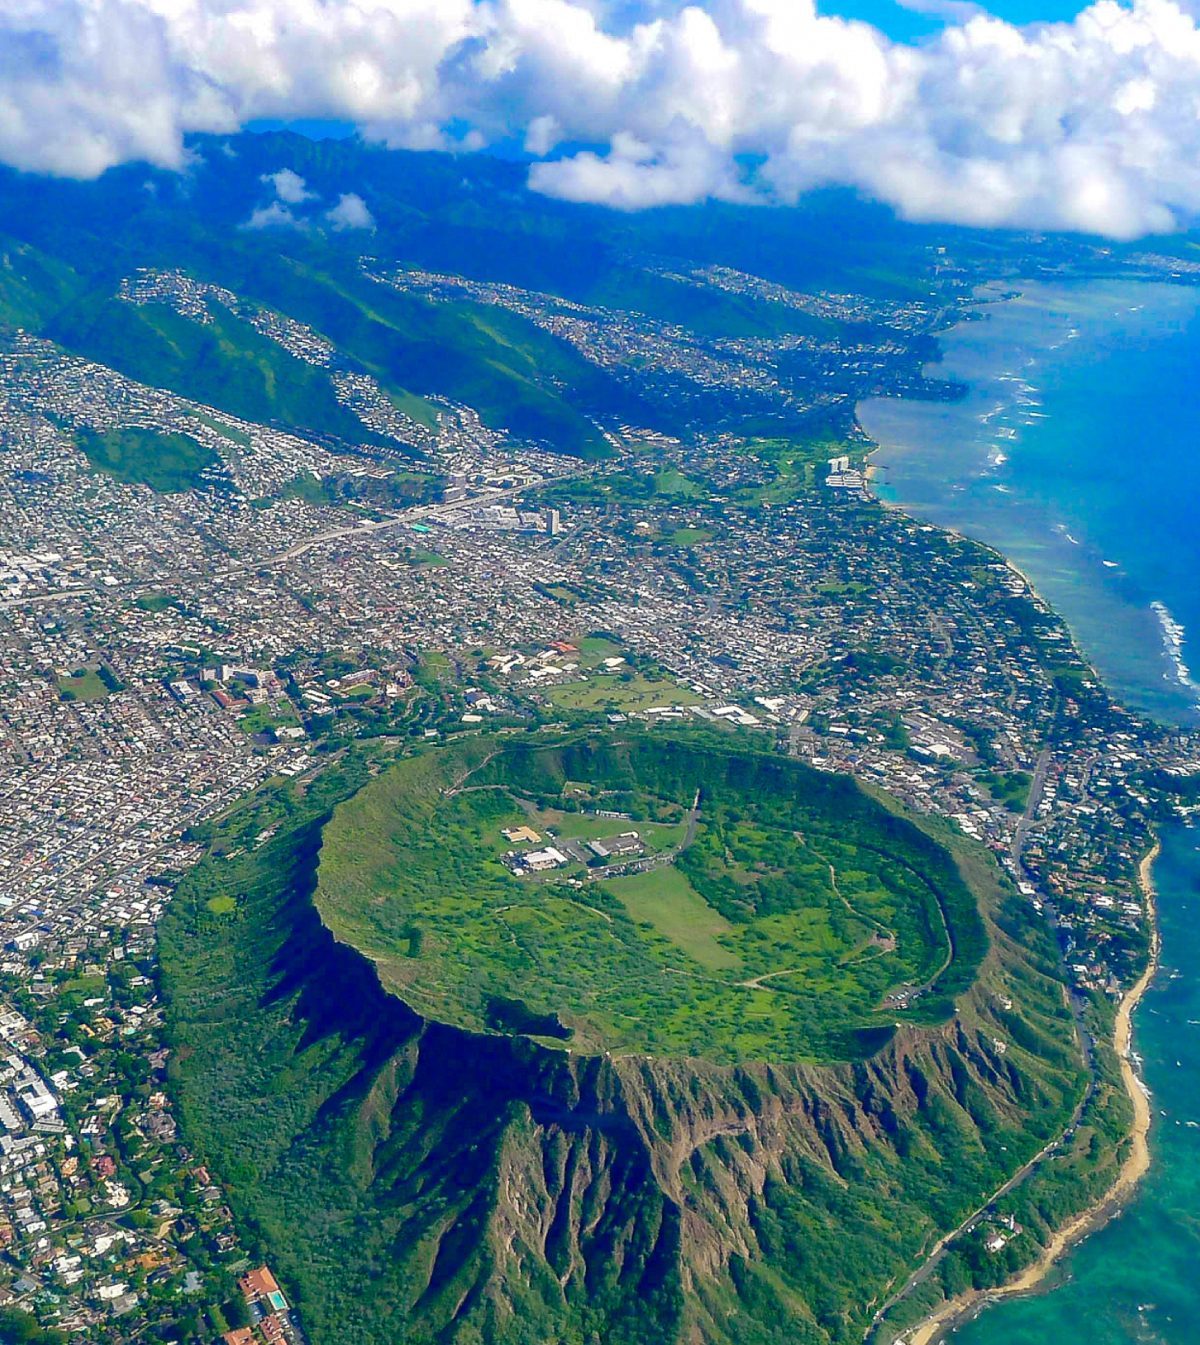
<box><xmin>524</xmin><ymin>114</ymin><xmax>560</xmax><ymax>156</ymax></box>
<box><xmin>9</xmin><ymin>0</ymin><xmax>1200</xmax><ymax>235</ymax></box>
<box><xmin>241</xmin><ymin>200</ymin><xmax>305</xmax><ymax>229</ymax></box>
<box><xmin>324</xmin><ymin>191</ymin><xmax>375</xmax><ymax>228</ymax></box>
<box><xmin>261</xmin><ymin>167</ymin><xmax>315</xmax><ymax>202</ymax></box>
<box><xmin>894</xmin><ymin>0</ymin><xmax>985</xmax><ymax>23</ymax></box>
<box><xmin>528</xmin><ymin>131</ymin><xmax>753</xmax><ymax>209</ymax></box>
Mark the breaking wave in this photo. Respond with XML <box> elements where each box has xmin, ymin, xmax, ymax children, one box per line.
<box><xmin>1151</xmin><ymin>601</ymin><xmax>1200</xmax><ymax>700</ymax></box>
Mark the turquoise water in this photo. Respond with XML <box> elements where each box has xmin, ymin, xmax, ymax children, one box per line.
<box><xmin>949</xmin><ymin>821</ymin><xmax>1200</xmax><ymax>1345</ymax></box>
<box><xmin>858</xmin><ymin>282</ymin><xmax>1200</xmax><ymax>1343</ymax></box>
<box><xmin>860</xmin><ymin>281</ymin><xmax>1200</xmax><ymax>727</ymax></box>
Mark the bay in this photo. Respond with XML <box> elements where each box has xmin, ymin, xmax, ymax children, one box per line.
<box><xmin>857</xmin><ymin>280</ymin><xmax>1200</xmax><ymax>1343</ymax></box>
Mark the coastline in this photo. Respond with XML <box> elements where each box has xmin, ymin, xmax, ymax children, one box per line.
<box><xmin>862</xmin><ymin>458</ymin><xmax>1106</xmax><ymax>699</ymax></box>
<box><xmin>860</xmin><ymin>279</ymin><xmax>1200</xmax><ymax>737</ymax></box>
<box><xmin>898</xmin><ymin>840</ymin><xmax>1162</xmax><ymax>1345</ymax></box>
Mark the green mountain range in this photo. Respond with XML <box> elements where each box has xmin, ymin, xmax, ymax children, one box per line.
<box><xmin>0</xmin><ymin>131</ymin><xmax>992</xmax><ymax>462</ymax></box>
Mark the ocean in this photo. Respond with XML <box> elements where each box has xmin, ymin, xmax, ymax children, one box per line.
<box><xmin>858</xmin><ymin>280</ymin><xmax>1200</xmax><ymax>1344</ymax></box>
<box><xmin>860</xmin><ymin>280</ymin><xmax>1200</xmax><ymax>727</ymax></box>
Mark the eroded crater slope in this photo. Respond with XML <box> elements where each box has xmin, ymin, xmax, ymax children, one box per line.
<box><xmin>161</xmin><ymin>734</ymin><xmax>1091</xmax><ymax>1345</ymax></box>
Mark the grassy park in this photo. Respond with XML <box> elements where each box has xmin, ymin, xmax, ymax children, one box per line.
<box><xmin>56</xmin><ymin>668</ymin><xmax>112</xmax><ymax>701</ymax></box>
<box><xmin>547</xmin><ymin>671</ymin><xmax>703</xmax><ymax>714</ymax></box>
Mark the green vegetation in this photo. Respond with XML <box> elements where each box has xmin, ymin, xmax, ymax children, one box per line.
<box><xmin>413</xmin><ymin>649</ymin><xmax>453</xmax><ymax>687</ymax></box>
<box><xmin>543</xmin><ymin>468</ymin><xmax>708</xmax><ymax>506</ymax></box>
<box><xmin>313</xmin><ymin>733</ymin><xmax>989</xmax><ymax>1061</ymax></box>
<box><xmin>0</xmin><ymin>132</ymin><xmax>1133</xmax><ymax>1345</ymax></box>
<box><xmin>0</xmin><ymin>233</ymin><xmax>82</xmax><ymax>328</ymax></box>
<box><xmin>742</xmin><ymin>433</ymin><xmax>866</xmax><ymax>503</ymax></box>
<box><xmin>654</xmin><ymin>467</ymin><xmax>704</xmax><ymax>497</ymax></box>
<box><xmin>277</xmin><ymin>468</ymin><xmax>443</xmax><ymax>513</ymax></box>
<box><xmin>50</xmin><ymin>296</ymin><xmax>387</xmax><ymax>455</ymax></box>
<box><xmin>55</xmin><ymin>667</ymin><xmax>111</xmax><ymax>701</ymax></box>
<box><xmin>546</xmin><ymin>672</ymin><xmax>702</xmax><ymax>714</ymax></box>
<box><xmin>278</xmin><ymin>474</ymin><xmax>341</xmax><ymax>508</ymax></box>
<box><xmin>671</xmin><ymin>526</ymin><xmax>711</xmax><ymax>545</ymax></box>
<box><xmin>405</xmin><ymin>548</ymin><xmax>445</xmax><ymax>567</ymax></box>
<box><xmin>0</xmin><ymin>128</ymin><xmax>1009</xmax><ymax>470</ymax></box>
<box><xmin>385</xmin><ymin>469</ymin><xmax>443</xmax><ymax>503</ymax></box>
<box><xmin>162</xmin><ymin>778</ymin><xmax>684</xmax><ymax>1345</ymax></box>
<box><xmin>0</xmin><ymin>1306</ymin><xmax>67</xmax><ymax>1345</ymax></box>
<box><xmin>237</xmin><ymin>702</ymin><xmax>302</xmax><ymax>738</ymax></box>
<box><xmin>157</xmin><ymin>255</ymin><xmax>622</xmax><ymax>457</ymax></box>
<box><xmin>540</xmin><ymin>809</ymin><xmax>685</xmax><ymax>849</ymax></box>
<box><xmin>576</xmin><ymin>634</ymin><xmax>627</xmax><ymax>665</ymax></box>
<box><xmin>978</xmin><ymin>768</ymin><xmax>1033</xmax><ymax>812</ymax></box>
<box><xmin>135</xmin><ymin>591</ymin><xmax>180</xmax><ymax>613</ymax></box>
<box><xmin>603</xmin><ymin>867</ymin><xmax>740</xmax><ymax>971</ymax></box>
<box><xmin>159</xmin><ymin>732</ymin><xmax>1086</xmax><ymax>1345</ymax></box>
<box><xmin>536</xmin><ymin>580</ymin><xmax>587</xmax><ymax>603</ymax></box>
<box><xmin>388</xmin><ymin>388</ymin><xmax>438</xmax><ymax>429</ymax></box>
<box><xmin>190</xmin><ymin>410</ymin><xmax>251</xmax><ymax>446</ymax></box>
<box><xmin>76</xmin><ymin>425</ymin><xmax>221</xmax><ymax>493</ymax></box>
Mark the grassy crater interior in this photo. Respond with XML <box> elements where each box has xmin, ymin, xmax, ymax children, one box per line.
<box><xmin>314</xmin><ymin>733</ymin><xmax>988</xmax><ymax>1063</ymax></box>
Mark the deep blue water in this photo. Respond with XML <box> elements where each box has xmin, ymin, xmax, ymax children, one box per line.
<box><xmin>859</xmin><ymin>281</ymin><xmax>1200</xmax><ymax>1343</ymax></box>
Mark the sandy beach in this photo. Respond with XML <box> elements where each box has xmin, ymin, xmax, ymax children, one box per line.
<box><xmin>897</xmin><ymin>841</ymin><xmax>1162</xmax><ymax>1345</ymax></box>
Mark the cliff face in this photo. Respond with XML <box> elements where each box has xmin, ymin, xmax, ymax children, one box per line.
<box><xmin>342</xmin><ymin>1010</ymin><xmax>1069</xmax><ymax>1344</ymax></box>
<box><xmin>161</xmin><ymin>814</ymin><xmax>1082</xmax><ymax>1345</ymax></box>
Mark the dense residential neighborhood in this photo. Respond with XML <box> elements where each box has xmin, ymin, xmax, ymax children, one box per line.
<box><xmin>0</xmin><ymin>245</ymin><xmax>1193</xmax><ymax>1341</ymax></box>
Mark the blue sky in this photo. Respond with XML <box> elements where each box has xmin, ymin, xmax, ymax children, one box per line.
<box><xmin>828</xmin><ymin>0</ymin><xmax>1089</xmax><ymax>41</ymax></box>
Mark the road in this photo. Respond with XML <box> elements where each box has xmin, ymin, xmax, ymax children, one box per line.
<box><xmin>209</xmin><ymin>472</ymin><xmax>590</xmax><ymax>578</ymax></box>
<box><xmin>1010</xmin><ymin>743</ymin><xmax>1053</xmax><ymax>873</ymax></box>
<box><xmin>584</xmin><ymin>788</ymin><xmax>702</xmax><ymax>880</ymax></box>
<box><xmin>0</xmin><ymin>471</ymin><xmax>591</xmax><ymax>611</ymax></box>
<box><xmin>866</xmin><ymin>1078</ymin><xmax>1089</xmax><ymax>1341</ymax></box>
<box><xmin>868</xmin><ymin>729</ymin><xmax>1102</xmax><ymax>1341</ymax></box>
